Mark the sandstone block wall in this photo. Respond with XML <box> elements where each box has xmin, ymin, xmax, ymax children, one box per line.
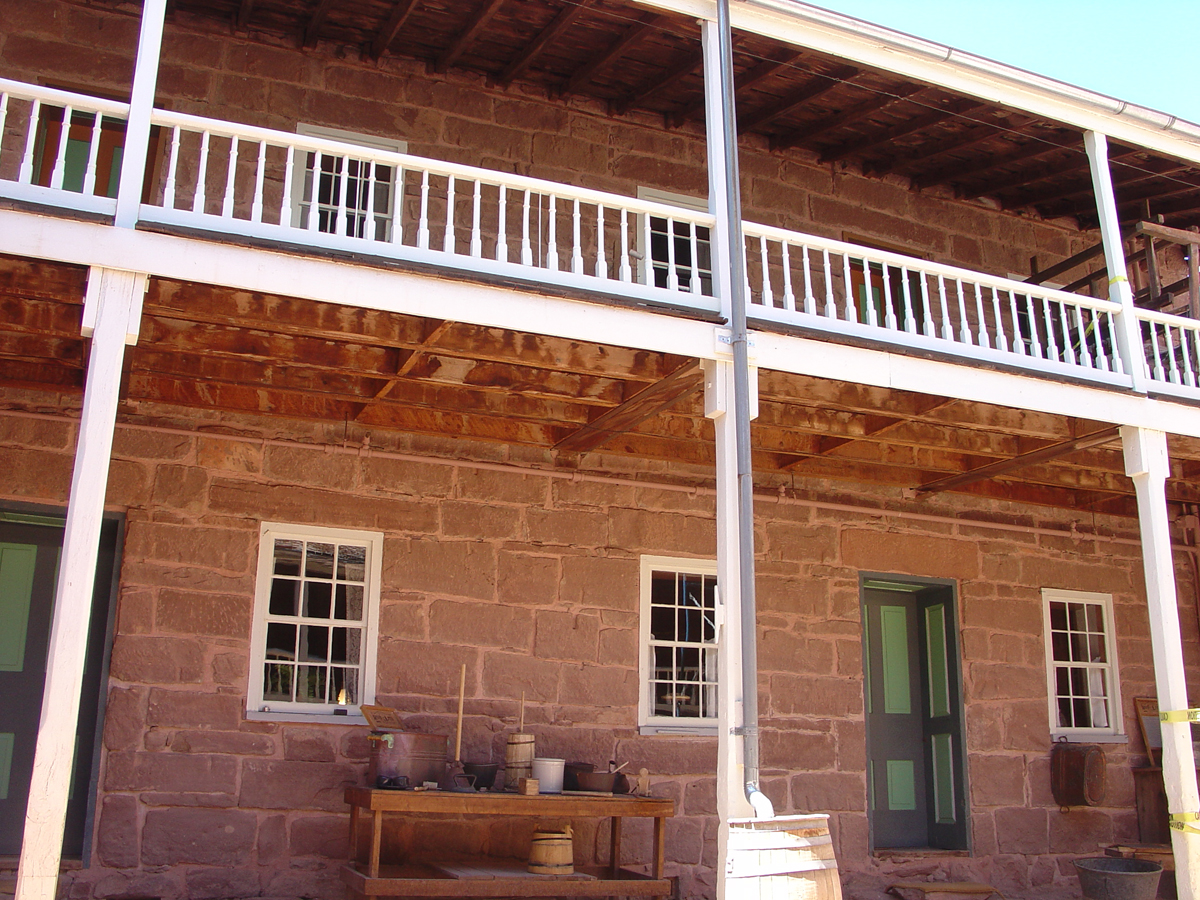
<box><xmin>1</xmin><ymin>400</ymin><xmax>1197</xmax><ymax>900</ymax></box>
<box><xmin>0</xmin><ymin>0</ymin><xmax>1092</xmax><ymax>283</ymax></box>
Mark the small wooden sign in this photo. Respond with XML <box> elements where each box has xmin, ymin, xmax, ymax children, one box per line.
<box><xmin>360</xmin><ymin>704</ymin><xmax>404</xmax><ymax>731</ymax></box>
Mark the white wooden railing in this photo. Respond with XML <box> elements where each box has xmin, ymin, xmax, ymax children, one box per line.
<box><xmin>1</xmin><ymin>80</ymin><xmax>1199</xmax><ymax>403</ymax></box>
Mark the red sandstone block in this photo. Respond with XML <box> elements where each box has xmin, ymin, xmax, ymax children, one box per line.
<box><xmin>480</xmin><ymin>650</ymin><xmax>560</xmax><ymax>702</ymax></box>
<box><xmin>378</xmin><ymin>596</ymin><xmax>427</xmax><ymax>641</ymax></box>
<box><xmin>559</xmin><ymin>662</ymin><xmax>636</xmax><ymax>708</ymax></box>
<box><xmin>146</xmin><ymin>688</ymin><xmax>243</xmax><ymax>730</ymax></box>
<box><xmin>105</xmin><ymin>751</ymin><xmax>237</xmax><ymax>794</ymax></box>
<box><xmin>535</xmin><ymin>610</ymin><xmax>600</xmax><ymax>662</ymax></box>
<box><xmin>289</xmin><ymin>815</ymin><xmax>350</xmax><ymax>858</ymax></box>
<box><xmin>497</xmin><ymin>100</ymin><xmax>568</xmax><ymax>134</ymax></box>
<box><xmin>196</xmin><ymin>436</ymin><xmax>262</xmax><ymax>474</ymax></box>
<box><xmin>360</xmin><ymin>456</ymin><xmax>454</xmax><ymax>498</ymax></box>
<box><xmin>170</xmin><ymin>730</ymin><xmax>276</xmax><ymax>756</ymax></box>
<box><xmin>96</xmin><ymin>794</ymin><xmax>139</xmax><ymax>868</ymax></box>
<box><xmin>263</xmin><ymin>868</ymin><xmax>345</xmax><ymax>900</ymax></box>
<box><xmin>496</xmin><ymin>551</ymin><xmax>561</xmax><ymax>606</ymax></box>
<box><xmin>598</xmin><ymin>626</ymin><xmax>637</xmax><ymax>665</ymax></box>
<box><xmin>376</xmin><ymin>638</ymin><xmax>477</xmax><ymax>695</ymax></box>
<box><xmin>525</xmin><ymin>507</ymin><xmax>608</xmax><ymax>548</ymax></box>
<box><xmin>760</xmin><ymin>728</ymin><xmax>836</xmax><ymax>771</ymax></box>
<box><xmin>440</xmin><ymin>500</ymin><xmax>520</xmax><ymax>539</ymax></box>
<box><xmin>841</xmin><ymin>529</ymin><xmax>979</xmax><ymax>579</ymax></box>
<box><xmin>125</xmin><ymin>520</ymin><xmax>253</xmax><ymax>571</ymax></box>
<box><xmin>240</xmin><ymin>759</ymin><xmax>359</xmax><ymax>811</ymax></box>
<box><xmin>109</xmin><ymin>635</ymin><xmax>205</xmax><ymax>684</ymax></box>
<box><xmin>141</xmin><ymin>807</ymin><xmax>257</xmax><ymax>866</ymax></box>
<box><xmin>386</xmin><ymin>539</ymin><xmax>497</xmax><ymax>600</ymax></box>
<box><xmin>103</xmin><ymin>686</ymin><xmax>146</xmax><ymax>752</ymax></box>
<box><xmin>284</xmin><ymin>730</ymin><xmax>337</xmax><ymax>762</ymax></box>
<box><xmin>683</xmin><ymin>778</ymin><xmax>716</xmax><ymax>817</ymax></box>
<box><xmin>257</xmin><ymin>813</ymin><xmax>287</xmax><ymax>864</ymax></box>
<box><xmin>607</xmin><ymin>508</ymin><xmax>715</xmax><ymax>556</ymax></box>
<box><xmin>789</xmin><ymin>772</ymin><xmax>865</xmax><ymax>813</ymax></box>
<box><xmin>968</xmin><ymin>661</ymin><xmax>1044</xmax><ymax>702</ymax></box>
<box><xmin>994</xmin><ymin>806</ymin><xmax>1048</xmax><ymax>854</ymax></box>
<box><xmin>111</xmin><ymin>428</ymin><xmax>192</xmax><ymax>462</ymax></box>
<box><xmin>666</xmin><ymin>817</ymin><xmax>705</xmax><ymax>867</ymax></box>
<box><xmin>2</xmin><ymin>35</ymin><xmax>132</xmax><ymax>90</ymax></box>
<box><xmin>212</xmin><ymin>652</ymin><xmax>248</xmax><ymax>685</ymax></box>
<box><xmin>1049</xmin><ymin>806</ymin><xmax>1114</xmax><ymax>853</ymax></box>
<box><xmin>184</xmin><ymin>868</ymin><xmax>262</xmax><ymax>900</ymax></box>
<box><xmin>969</xmin><ymin>754</ymin><xmax>1026</xmax><ymax>806</ymax></box>
<box><xmin>264</xmin><ymin>444</ymin><xmax>358</xmax><ymax>491</ymax></box>
<box><xmin>156</xmin><ymin>587</ymin><xmax>251</xmax><ymax>638</ymax></box>
<box><xmin>429</xmin><ymin>599</ymin><xmax>533</xmax><ymax>649</ymax></box>
<box><xmin>1</xmin><ymin>446</ymin><xmax>72</xmax><ymax>501</ymax></box>
<box><xmin>91</xmin><ymin>871</ymin><xmax>183</xmax><ymax>900</ymax></box>
<box><xmin>615</xmin><ymin>739</ymin><xmax>716</xmax><ymax>777</ymax></box>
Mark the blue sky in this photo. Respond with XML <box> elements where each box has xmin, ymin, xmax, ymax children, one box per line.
<box><xmin>809</xmin><ymin>1</ymin><xmax>1200</xmax><ymax>126</ymax></box>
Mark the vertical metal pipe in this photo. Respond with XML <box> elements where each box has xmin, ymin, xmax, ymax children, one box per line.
<box><xmin>714</xmin><ymin>0</ymin><xmax>770</xmax><ymax>817</ymax></box>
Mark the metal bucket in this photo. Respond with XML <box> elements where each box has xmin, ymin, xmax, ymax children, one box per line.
<box><xmin>1075</xmin><ymin>857</ymin><xmax>1163</xmax><ymax>900</ymax></box>
<box><xmin>727</xmin><ymin>815</ymin><xmax>843</xmax><ymax>900</ymax></box>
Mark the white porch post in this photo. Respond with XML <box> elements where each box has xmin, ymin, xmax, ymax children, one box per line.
<box><xmin>1084</xmin><ymin>131</ymin><xmax>1148</xmax><ymax>393</ymax></box>
<box><xmin>113</xmin><ymin>0</ymin><xmax>167</xmax><ymax>229</ymax></box>
<box><xmin>16</xmin><ymin>268</ymin><xmax>146</xmax><ymax>900</ymax></box>
<box><xmin>1121</xmin><ymin>425</ymin><xmax>1200</xmax><ymax>900</ymax></box>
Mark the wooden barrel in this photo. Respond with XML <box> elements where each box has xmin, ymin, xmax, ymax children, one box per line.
<box><xmin>726</xmin><ymin>815</ymin><xmax>842</xmax><ymax>900</ymax></box>
<box><xmin>504</xmin><ymin>733</ymin><xmax>535</xmax><ymax>790</ymax></box>
<box><xmin>528</xmin><ymin>828</ymin><xmax>573</xmax><ymax>875</ymax></box>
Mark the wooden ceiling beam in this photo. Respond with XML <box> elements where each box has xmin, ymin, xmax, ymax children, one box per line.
<box><xmin>818</xmin><ymin>97</ymin><xmax>985</xmax><ymax>165</ymax></box>
<box><xmin>436</xmin><ymin>0</ymin><xmax>509</xmax><ymax>74</ymax></box>
<box><xmin>553</xmin><ymin>360</ymin><xmax>703</xmax><ymax>454</ymax></box>
<box><xmin>355</xmin><ymin>319</ymin><xmax>453</xmax><ymax>418</ymax></box>
<box><xmin>497</xmin><ymin>0</ymin><xmax>595</xmax><ymax>86</ymax></box>
<box><xmin>866</xmin><ymin>116</ymin><xmax>1026</xmax><ymax>179</ymax></box>
<box><xmin>612</xmin><ymin>47</ymin><xmax>705</xmax><ymax>116</ymax></box>
<box><xmin>1046</xmin><ymin>169</ymin><xmax>1200</xmax><ymax>219</ymax></box>
<box><xmin>302</xmin><ymin>0</ymin><xmax>338</xmax><ymax>49</ymax></box>
<box><xmin>369</xmin><ymin>0</ymin><xmax>422</xmax><ymax>60</ymax></box>
<box><xmin>737</xmin><ymin>64</ymin><xmax>860</xmax><ymax>135</ymax></box>
<box><xmin>994</xmin><ymin>146</ymin><xmax>1141</xmax><ymax>207</ymax></box>
<box><xmin>916</xmin><ymin>134</ymin><xmax>1070</xmax><ymax>192</ymax></box>
<box><xmin>560</xmin><ymin>13</ymin><xmax>667</xmax><ymax>97</ymax></box>
<box><xmin>770</xmin><ymin>83</ymin><xmax>926</xmax><ymax>152</ymax></box>
<box><xmin>670</xmin><ymin>50</ymin><xmax>803</xmax><ymax>127</ymax></box>
<box><xmin>915</xmin><ymin>426</ymin><xmax>1121</xmax><ymax>494</ymax></box>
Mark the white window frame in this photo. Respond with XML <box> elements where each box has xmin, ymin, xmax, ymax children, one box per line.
<box><xmin>246</xmin><ymin>522</ymin><xmax>383</xmax><ymax>723</ymax></box>
<box><xmin>636</xmin><ymin>187</ymin><xmax>713</xmax><ymax>297</ymax></box>
<box><xmin>293</xmin><ymin>124</ymin><xmax>406</xmax><ymax>242</ymax></box>
<box><xmin>1041</xmin><ymin>588</ymin><xmax>1126</xmax><ymax>742</ymax></box>
<box><xmin>639</xmin><ymin>555</ymin><xmax>719</xmax><ymax>736</ymax></box>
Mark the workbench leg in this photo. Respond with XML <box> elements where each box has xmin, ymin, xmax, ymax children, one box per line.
<box><xmin>348</xmin><ymin>804</ymin><xmax>359</xmax><ymax>864</ymax></box>
<box><xmin>609</xmin><ymin>816</ymin><xmax>622</xmax><ymax>879</ymax></box>
<box><xmin>370</xmin><ymin>809</ymin><xmax>383</xmax><ymax>879</ymax></box>
<box><xmin>653</xmin><ymin>815</ymin><xmax>665</xmax><ymax>880</ymax></box>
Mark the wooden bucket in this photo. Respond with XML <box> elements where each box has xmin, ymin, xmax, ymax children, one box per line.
<box><xmin>528</xmin><ymin>828</ymin><xmax>573</xmax><ymax>875</ymax></box>
<box><xmin>726</xmin><ymin>815</ymin><xmax>842</xmax><ymax>900</ymax></box>
<box><xmin>504</xmin><ymin>733</ymin><xmax>535</xmax><ymax>790</ymax></box>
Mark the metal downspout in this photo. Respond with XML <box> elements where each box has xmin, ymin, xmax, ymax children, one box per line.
<box><xmin>715</xmin><ymin>0</ymin><xmax>773</xmax><ymax>819</ymax></box>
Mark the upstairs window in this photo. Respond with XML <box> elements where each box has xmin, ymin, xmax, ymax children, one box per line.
<box><xmin>638</xmin><ymin>188</ymin><xmax>713</xmax><ymax>296</ymax></box>
<box><xmin>639</xmin><ymin>555</ymin><xmax>718</xmax><ymax>734</ymax></box>
<box><xmin>294</xmin><ymin>125</ymin><xmax>406</xmax><ymax>242</ymax></box>
<box><xmin>248</xmin><ymin>523</ymin><xmax>383</xmax><ymax>719</ymax></box>
<box><xmin>1042</xmin><ymin>588</ymin><xmax>1123</xmax><ymax>739</ymax></box>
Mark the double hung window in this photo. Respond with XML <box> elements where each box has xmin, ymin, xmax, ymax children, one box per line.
<box><xmin>1042</xmin><ymin>588</ymin><xmax>1123</xmax><ymax>739</ymax></box>
<box><xmin>294</xmin><ymin>125</ymin><xmax>405</xmax><ymax>242</ymax></box>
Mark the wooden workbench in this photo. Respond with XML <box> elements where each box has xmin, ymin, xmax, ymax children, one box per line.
<box><xmin>341</xmin><ymin>787</ymin><xmax>676</xmax><ymax>898</ymax></box>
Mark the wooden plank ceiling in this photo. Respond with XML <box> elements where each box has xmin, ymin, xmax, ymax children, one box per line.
<box><xmin>5</xmin><ymin>256</ymin><xmax>1200</xmax><ymax>518</ymax></box>
<box><xmin>138</xmin><ymin>0</ymin><xmax>1200</xmax><ymax>231</ymax></box>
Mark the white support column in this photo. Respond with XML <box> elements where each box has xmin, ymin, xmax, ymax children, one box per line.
<box><xmin>705</xmin><ymin>359</ymin><xmax>754</xmax><ymax>900</ymax></box>
<box><xmin>16</xmin><ymin>268</ymin><xmax>146</xmax><ymax>900</ymax></box>
<box><xmin>1121</xmin><ymin>425</ymin><xmax>1200</xmax><ymax>900</ymax></box>
<box><xmin>702</xmin><ymin>19</ymin><xmax>734</xmax><ymax>325</ymax></box>
<box><xmin>113</xmin><ymin>0</ymin><xmax>167</xmax><ymax>229</ymax></box>
<box><xmin>1085</xmin><ymin>131</ymin><xmax>1148</xmax><ymax>393</ymax></box>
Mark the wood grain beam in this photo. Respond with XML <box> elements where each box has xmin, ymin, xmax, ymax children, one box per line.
<box><xmin>497</xmin><ymin>0</ymin><xmax>595</xmax><ymax>86</ymax></box>
<box><xmin>436</xmin><ymin>0</ymin><xmax>508</xmax><ymax>73</ymax></box>
<box><xmin>302</xmin><ymin>0</ymin><xmax>337</xmax><ymax>49</ymax></box>
<box><xmin>670</xmin><ymin>50</ymin><xmax>803</xmax><ymax>127</ymax></box>
<box><xmin>770</xmin><ymin>83</ymin><xmax>926</xmax><ymax>152</ymax></box>
<box><xmin>356</xmin><ymin>319</ymin><xmax>453</xmax><ymax>418</ymax></box>
<box><xmin>738</xmin><ymin>65</ymin><xmax>859</xmax><ymax>135</ymax></box>
<box><xmin>866</xmin><ymin>116</ymin><xmax>1025</xmax><ymax>179</ymax></box>
<box><xmin>915</xmin><ymin>426</ymin><xmax>1121</xmax><ymax>494</ymax></box>
<box><xmin>994</xmin><ymin>147</ymin><xmax>1141</xmax><ymax>207</ymax></box>
<box><xmin>560</xmin><ymin>13</ymin><xmax>666</xmax><ymax>97</ymax></box>
<box><xmin>818</xmin><ymin>97</ymin><xmax>985</xmax><ymax>165</ymax></box>
<box><xmin>369</xmin><ymin>0</ymin><xmax>422</xmax><ymax>60</ymax></box>
<box><xmin>916</xmin><ymin>134</ymin><xmax>1070</xmax><ymax>192</ymax></box>
<box><xmin>553</xmin><ymin>360</ymin><xmax>703</xmax><ymax>454</ymax></box>
<box><xmin>612</xmin><ymin>47</ymin><xmax>704</xmax><ymax>116</ymax></box>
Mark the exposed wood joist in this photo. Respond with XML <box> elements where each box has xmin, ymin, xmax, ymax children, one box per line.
<box><xmin>553</xmin><ymin>360</ymin><xmax>704</xmax><ymax>455</ymax></box>
<box><xmin>915</xmin><ymin>426</ymin><xmax>1122</xmax><ymax>494</ymax></box>
<box><xmin>769</xmin><ymin>83</ymin><xmax>926</xmax><ymax>152</ymax></box>
<box><xmin>497</xmin><ymin>0</ymin><xmax>595</xmax><ymax>86</ymax></box>
<box><xmin>612</xmin><ymin>47</ymin><xmax>705</xmax><ymax>116</ymax></box>
<box><xmin>355</xmin><ymin>319</ymin><xmax>453</xmax><ymax>419</ymax></box>
<box><xmin>369</xmin><ymin>0</ymin><xmax>422</xmax><ymax>60</ymax></box>
<box><xmin>866</xmin><ymin>116</ymin><xmax>1027</xmax><ymax>179</ymax></box>
<box><xmin>818</xmin><ymin>97</ymin><xmax>986</xmax><ymax>165</ymax></box>
<box><xmin>436</xmin><ymin>0</ymin><xmax>509</xmax><ymax>73</ymax></box>
<box><xmin>560</xmin><ymin>12</ymin><xmax>667</xmax><ymax>97</ymax></box>
<box><xmin>1047</xmin><ymin>167</ymin><xmax>1200</xmax><ymax>218</ymax></box>
<box><xmin>302</xmin><ymin>0</ymin><xmax>338</xmax><ymax>49</ymax></box>
<box><xmin>670</xmin><ymin>50</ymin><xmax>803</xmax><ymax>127</ymax></box>
<box><xmin>916</xmin><ymin>133</ymin><xmax>1070</xmax><ymax>193</ymax></box>
<box><xmin>738</xmin><ymin>64</ymin><xmax>860</xmax><ymax>135</ymax></box>
<box><xmin>995</xmin><ymin>147</ymin><xmax>1141</xmax><ymax>207</ymax></box>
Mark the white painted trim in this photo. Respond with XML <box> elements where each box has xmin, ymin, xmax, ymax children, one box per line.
<box><xmin>114</xmin><ymin>0</ymin><xmax>166</xmax><ymax>228</ymax></box>
<box><xmin>629</xmin><ymin>0</ymin><xmax>1200</xmax><ymax>165</ymax></box>
<box><xmin>638</xmin><ymin>554</ymin><xmax>720</xmax><ymax>735</ymax></box>
<box><xmin>246</xmin><ymin>522</ymin><xmax>384</xmax><ymax>717</ymax></box>
<box><xmin>1039</xmin><ymin>588</ymin><xmax>1125</xmax><ymax>741</ymax></box>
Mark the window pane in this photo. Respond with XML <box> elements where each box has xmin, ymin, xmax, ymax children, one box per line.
<box><xmin>265</xmin><ymin>623</ymin><xmax>296</xmax><ymax>660</ymax></box>
<box><xmin>650</xmin><ymin>605</ymin><xmax>674</xmax><ymax>641</ymax></box>
<box><xmin>274</xmin><ymin>539</ymin><xmax>304</xmax><ymax>576</ymax></box>
<box><xmin>331</xmin><ymin>667</ymin><xmax>359</xmax><ymax>706</ymax></box>
<box><xmin>269</xmin><ymin>578</ymin><xmax>301</xmax><ymax>616</ymax></box>
<box><xmin>1088</xmin><ymin>634</ymin><xmax>1107</xmax><ymax>663</ymax></box>
<box><xmin>299</xmin><ymin>625</ymin><xmax>329</xmax><ymax>663</ymax></box>
<box><xmin>336</xmin><ymin>584</ymin><xmax>364</xmax><ymax>621</ymax></box>
<box><xmin>330</xmin><ymin>627</ymin><xmax>361</xmax><ymax>665</ymax></box>
<box><xmin>1049</xmin><ymin>601</ymin><xmax>1067</xmax><ymax>630</ymax></box>
<box><xmin>304</xmin><ymin>581</ymin><xmax>332</xmax><ymax>619</ymax></box>
<box><xmin>305</xmin><ymin>542</ymin><xmax>335</xmax><ymax>579</ymax></box>
<box><xmin>677</xmin><ymin>646</ymin><xmax>700</xmax><ymax>681</ymax></box>
<box><xmin>677</xmin><ymin>606</ymin><xmax>702</xmax><ymax>643</ymax></box>
<box><xmin>1069</xmin><ymin>632</ymin><xmax>1089</xmax><ymax>663</ymax></box>
<box><xmin>338</xmin><ymin>545</ymin><xmax>366</xmax><ymax>582</ymax></box>
<box><xmin>650</xmin><ymin>571</ymin><xmax>676</xmax><ymax>605</ymax></box>
<box><xmin>1086</xmin><ymin>604</ymin><xmax>1103</xmax><ymax>632</ymax></box>
<box><xmin>297</xmin><ymin>665</ymin><xmax>328</xmax><ymax>703</ymax></box>
<box><xmin>263</xmin><ymin>663</ymin><xmax>294</xmax><ymax>701</ymax></box>
<box><xmin>1051</xmin><ymin>632</ymin><xmax>1069</xmax><ymax>662</ymax></box>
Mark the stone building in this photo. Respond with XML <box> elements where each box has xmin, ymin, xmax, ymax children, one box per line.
<box><xmin>1</xmin><ymin>1</ymin><xmax>1199</xmax><ymax>899</ymax></box>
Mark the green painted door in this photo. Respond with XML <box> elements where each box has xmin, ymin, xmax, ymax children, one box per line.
<box><xmin>0</xmin><ymin>518</ymin><xmax>118</xmax><ymax>858</ymax></box>
<box><xmin>863</xmin><ymin>583</ymin><xmax>968</xmax><ymax>850</ymax></box>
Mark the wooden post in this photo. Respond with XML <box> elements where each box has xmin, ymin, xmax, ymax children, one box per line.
<box><xmin>114</xmin><ymin>0</ymin><xmax>167</xmax><ymax>228</ymax></box>
<box><xmin>1188</xmin><ymin>229</ymin><xmax>1199</xmax><ymax>320</ymax></box>
<box><xmin>15</xmin><ymin>268</ymin><xmax>146</xmax><ymax>900</ymax></box>
<box><xmin>1085</xmin><ymin>131</ymin><xmax>1147</xmax><ymax>392</ymax></box>
<box><xmin>1121</xmin><ymin>426</ymin><xmax>1200</xmax><ymax>900</ymax></box>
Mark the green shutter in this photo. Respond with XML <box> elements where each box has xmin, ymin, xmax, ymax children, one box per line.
<box><xmin>0</xmin><ymin>733</ymin><xmax>13</xmax><ymax>800</ymax></box>
<box><xmin>0</xmin><ymin>543</ymin><xmax>37</xmax><ymax>672</ymax></box>
<box><xmin>880</xmin><ymin>605</ymin><xmax>911</xmax><ymax>714</ymax></box>
<box><xmin>886</xmin><ymin>759</ymin><xmax>916</xmax><ymax>811</ymax></box>
<box><xmin>932</xmin><ymin>733</ymin><xmax>956</xmax><ymax>823</ymax></box>
<box><xmin>925</xmin><ymin>603</ymin><xmax>950</xmax><ymax>718</ymax></box>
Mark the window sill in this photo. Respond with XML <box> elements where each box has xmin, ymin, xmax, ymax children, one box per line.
<box><xmin>639</xmin><ymin>723</ymin><xmax>718</xmax><ymax>737</ymax></box>
<box><xmin>1051</xmin><ymin>732</ymin><xmax>1129</xmax><ymax>744</ymax></box>
<box><xmin>246</xmin><ymin>709</ymin><xmax>368</xmax><ymax>725</ymax></box>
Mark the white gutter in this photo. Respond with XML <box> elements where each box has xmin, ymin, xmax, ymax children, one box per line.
<box><xmin>633</xmin><ymin>0</ymin><xmax>1200</xmax><ymax>166</ymax></box>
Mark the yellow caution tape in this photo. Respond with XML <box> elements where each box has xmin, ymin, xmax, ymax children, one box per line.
<box><xmin>1169</xmin><ymin>813</ymin><xmax>1200</xmax><ymax>835</ymax></box>
<box><xmin>1109</xmin><ymin>275</ymin><xmax>1129</xmax><ymax>284</ymax></box>
<box><xmin>1159</xmin><ymin>709</ymin><xmax>1200</xmax><ymax>724</ymax></box>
